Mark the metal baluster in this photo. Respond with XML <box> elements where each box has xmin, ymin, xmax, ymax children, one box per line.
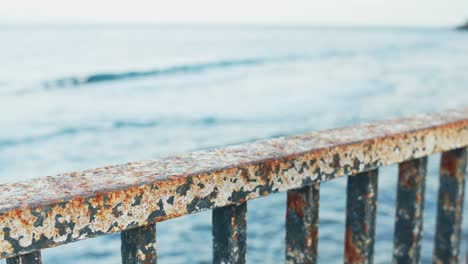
<box><xmin>285</xmin><ymin>183</ymin><xmax>320</xmax><ymax>264</ymax></box>
<box><xmin>6</xmin><ymin>251</ymin><xmax>42</xmax><ymax>264</ymax></box>
<box><xmin>344</xmin><ymin>169</ymin><xmax>379</xmax><ymax>264</ymax></box>
<box><xmin>433</xmin><ymin>148</ymin><xmax>467</xmax><ymax>263</ymax></box>
<box><xmin>393</xmin><ymin>157</ymin><xmax>427</xmax><ymax>263</ymax></box>
<box><xmin>213</xmin><ymin>202</ymin><xmax>247</xmax><ymax>264</ymax></box>
<box><xmin>121</xmin><ymin>224</ymin><xmax>157</xmax><ymax>264</ymax></box>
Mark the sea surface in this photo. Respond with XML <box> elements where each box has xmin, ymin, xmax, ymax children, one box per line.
<box><xmin>1</xmin><ymin>24</ymin><xmax>468</xmax><ymax>263</ymax></box>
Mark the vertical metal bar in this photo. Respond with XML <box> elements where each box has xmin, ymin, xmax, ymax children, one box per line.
<box><xmin>213</xmin><ymin>202</ymin><xmax>247</xmax><ymax>264</ymax></box>
<box><xmin>6</xmin><ymin>251</ymin><xmax>42</xmax><ymax>264</ymax></box>
<box><xmin>433</xmin><ymin>148</ymin><xmax>467</xmax><ymax>264</ymax></box>
<box><xmin>344</xmin><ymin>169</ymin><xmax>379</xmax><ymax>264</ymax></box>
<box><xmin>121</xmin><ymin>224</ymin><xmax>157</xmax><ymax>264</ymax></box>
<box><xmin>285</xmin><ymin>183</ymin><xmax>320</xmax><ymax>264</ymax></box>
<box><xmin>392</xmin><ymin>157</ymin><xmax>427</xmax><ymax>263</ymax></box>
<box><xmin>466</xmin><ymin>239</ymin><xmax>468</xmax><ymax>264</ymax></box>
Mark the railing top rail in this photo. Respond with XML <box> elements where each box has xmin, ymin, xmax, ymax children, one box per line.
<box><xmin>1</xmin><ymin>108</ymin><xmax>468</xmax><ymax>258</ymax></box>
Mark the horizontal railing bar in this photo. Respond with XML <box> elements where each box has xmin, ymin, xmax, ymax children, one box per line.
<box><xmin>0</xmin><ymin>108</ymin><xmax>468</xmax><ymax>258</ymax></box>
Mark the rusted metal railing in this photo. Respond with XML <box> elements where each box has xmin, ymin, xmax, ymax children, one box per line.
<box><xmin>1</xmin><ymin>108</ymin><xmax>468</xmax><ymax>263</ymax></box>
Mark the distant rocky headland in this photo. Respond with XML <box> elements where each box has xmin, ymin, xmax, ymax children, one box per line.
<box><xmin>457</xmin><ymin>21</ymin><xmax>468</xmax><ymax>30</ymax></box>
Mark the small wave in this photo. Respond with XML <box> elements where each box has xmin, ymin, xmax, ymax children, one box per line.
<box><xmin>113</xmin><ymin>120</ymin><xmax>160</xmax><ymax>129</ymax></box>
<box><xmin>38</xmin><ymin>51</ymin><xmax>356</xmax><ymax>90</ymax></box>
<box><xmin>42</xmin><ymin>58</ymin><xmax>269</xmax><ymax>89</ymax></box>
<box><xmin>0</xmin><ymin>117</ymin><xmax>258</xmax><ymax>148</ymax></box>
<box><xmin>0</xmin><ymin>127</ymin><xmax>94</xmax><ymax>147</ymax></box>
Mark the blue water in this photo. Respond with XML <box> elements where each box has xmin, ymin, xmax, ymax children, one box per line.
<box><xmin>1</xmin><ymin>25</ymin><xmax>468</xmax><ymax>263</ymax></box>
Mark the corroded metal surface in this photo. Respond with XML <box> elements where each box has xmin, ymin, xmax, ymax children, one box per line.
<box><xmin>392</xmin><ymin>157</ymin><xmax>427</xmax><ymax>264</ymax></box>
<box><xmin>0</xmin><ymin>108</ymin><xmax>468</xmax><ymax>258</ymax></box>
<box><xmin>285</xmin><ymin>184</ymin><xmax>320</xmax><ymax>264</ymax></box>
<box><xmin>213</xmin><ymin>202</ymin><xmax>247</xmax><ymax>264</ymax></box>
<box><xmin>121</xmin><ymin>224</ymin><xmax>157</xmax><ymax>264</ymax></box>
<box><xmin>433</xmin><ymin>148</ymin><xmax>467</xmax><ymax>264</ymax></box>
<box><xmin>344</xmin><ymin>170</ymin><xmax>378</xmax><ymax>264</ymax></box>
<box><xmin>6</xmin><ymin>251</ymin><xmax>41</xmax><ymax>264</ymax></box>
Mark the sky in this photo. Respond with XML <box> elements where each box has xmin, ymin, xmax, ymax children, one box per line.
<box><xmin>1</xmin><ymin>0</ymin><xmax>467</xmax><ymax>27</ymax></box>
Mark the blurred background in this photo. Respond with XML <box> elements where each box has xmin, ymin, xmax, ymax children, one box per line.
<box><xmin>1</xmin><ymin>0</ymin><xmax>468</xmax><ymax>263</ymax></box>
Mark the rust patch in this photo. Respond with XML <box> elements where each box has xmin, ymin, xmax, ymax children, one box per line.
<box><xmin>344</xmin><ymin>228</ymin><xmax>364</xmax><ymax>263</ymax></box>
<box><xmin>398</xmin><ymin>161</ymin><xmax>417</xmax><ymax>189</ymax></box>
<box><xmin>309</xmin><ymin>225</ymin><xmax>318</xmax><ymax>255</ymax></box>
<box><xmin>287</xmin><ymin>192</ymin><xmax>307</xmax><ymax>218</ymax></box>
<box><xmin>441</xmin><ymin>152</ymin><xmax>459</xmax><ymax>177</ymax></box>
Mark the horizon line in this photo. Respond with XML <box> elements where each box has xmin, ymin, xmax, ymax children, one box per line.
<box><xmin>0</xmin><ymin>20</ymin><xmax>459</xmax><ymax>30</ymax></box>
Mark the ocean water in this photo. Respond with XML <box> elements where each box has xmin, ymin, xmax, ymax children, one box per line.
<box><xmin>1</xmin><ymin>25</ymin><xmax>468</xmax><ymax>263</ymax></box>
